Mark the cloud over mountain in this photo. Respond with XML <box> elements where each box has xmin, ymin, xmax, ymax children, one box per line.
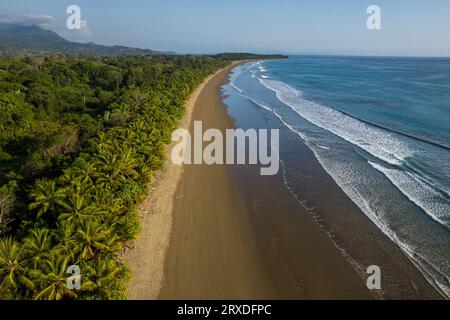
<box><xmin>0</xmin><ymin>11</ymin><xmax>55</xmax><ymax>26</ymax></box>
<box><xmin>22</xmin><ymin>13</ymin><xmax>55</xmax><ymax>26</ymax></box>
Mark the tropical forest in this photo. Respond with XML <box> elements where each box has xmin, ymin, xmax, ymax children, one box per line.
<box><xmin>0</xmin><ymin>53</ymin><xmax>231</xmax><ymax>299</ymax></box>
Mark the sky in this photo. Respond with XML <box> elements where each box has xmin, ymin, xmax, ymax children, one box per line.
<box><xmin>1</xmin><ymin>0</ymin><xmax>450</xmax><ymax>57</ymax></box>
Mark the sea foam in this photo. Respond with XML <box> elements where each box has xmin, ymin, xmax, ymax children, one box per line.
<box><xmin>229</xmin><ymin>70</ymin><xmax>450</xmax><ymax>297</ymax></box>
<box><xmin>259</xmin><ymin>79</ymin><xmax>413</xmax><ymax>166</ymax></box>
<box><xmin>369</xmin><ymin>161</ymin><xmax>450</xmax><ymax>228</ymax></box>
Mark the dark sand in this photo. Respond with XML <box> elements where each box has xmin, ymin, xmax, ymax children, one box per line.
<box><xmin>158</xmin><ymin>64</ymin><xmax>375</xmax><ymax>299</ymax></box>
<box><xmin>127</xmin><ymin>62</ymin><xmax>442</xmax><ymax>300</ymax></box>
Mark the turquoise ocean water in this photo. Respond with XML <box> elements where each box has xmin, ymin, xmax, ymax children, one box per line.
<box><xmin>226</xmin><ymin>56</ymin><xmax>450</xmax><ymax>297</ymax></box>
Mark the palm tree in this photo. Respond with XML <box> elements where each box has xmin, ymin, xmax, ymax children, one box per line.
<box><xmin>94</xmin><ymin>132</ymin><xmax>113</xmax><ymax>154</ymax></box>
<box><xmin>77</xmin><ymin>162</ymin><xmax>99</xmax><ymax>185</ymax></box>
<box><xmin>29</xmin><ymin>179</ymin><xmax>66</xmax><ymax>218</ymax></box>
<box><xmin>74</xmin><ymin>219</ymin><xmax>119</xmax><ymax>260</ymax></box>
<box><xmin>96</xmin><ymin>147</ymin><xmax>139</xmax><ymax>194</ymax></box>
<box><xmin>0</xmin><ymin>237</ymin><xmax>34</xmax><ymax>294</ymax></box>
<box><xmin>53</xmin><ymin>222</ymin><xmax>78</xmax><ymax>259</ymax></box>
<box><xmin>23</xmin><ymin>228</ymin><xmax>54</xmax><ymax>269</ymax></box>
<box><xmin>98</xmin><ymin>149</ymin><xmax>118</xmax><ymax>172</ymax></box>
<box><xmin>116</xmin><ymin>128</ymin><xmax>137</xmax><ymax>148</ymax></box>
<box><xmin>116</xmin><ymin>147</ymin><xmax>139</xmax><ymax>179</ymax></box>
<box><xmin>128</xmin><ymin>120</ymin><xmax>147</xmax><ymax>134</ymax></box>
<box><xmin>137</xmin><ymin>164</ymin><xmax>153</xmax><ymax>184</ymax></box>
<box><xmin>31</xmin><ymin>255</ymin><xmax>77</xmax><ymax>300</ymax></box>
<box><xmin>136</xmin><ymin>132</ymin><xmax>150</xmax><ymax>147</ymax></box>
<box><xmin>88</xmin><ymin>259</ymin><xmax>122</xmax><ymax>289</ymax></box>
<box><xmin>123</xmin><ymin>87</ymin><xmax>149</xmax><ymax>112</ymax></box>
<box><xmin>60</xmin><ymin>170</ymin><xmax>92</xmax><ymax>195</ymax></box>
<box><xmin>113</xmin><ymin>213</ymin><xmax>140</xmax><ymax>242</ymax></box>
<box><xmin>95</xmin><ymin>190</ymin><xmax>126</xmax><ymax>222</ymax></box>
<box><xmin>83</xmin><ymin>259</ymin><xmax>129</xmax><ymax>299</ymax></box>
<box><xmin>58</xmin><ymin>194</ymin><xmax>98</xmax><ymax>224</ymax></box>
<box><xmin>96</xmin><ymin>167</ymin><xmax>126</xmax><ymax>191</ymax></box>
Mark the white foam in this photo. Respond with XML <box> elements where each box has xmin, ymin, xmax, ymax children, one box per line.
<box><xmin>242</xmin><ymin>93</ymin><xmax>273</xmax><ymax>113</ymax></box>
<box><xmin>259</xmin><ymin>79</ymin><xmax>413</xmax><ymax>166</ymax></box>
<box><xmin>311</xmin><ymin>149</ymin><xmax>450</xmax><ymax>298</ymax></box>
<box><xmin>246</xmin><ymin>62</ymin><xmax>258</xmax><ymax>70</ymax></box>
<box><xmin>259</xmin><ymin>77</ymin><xmax>450</xmax><ymax>228</ymax></box>
<box><xmin>369</xmin><ymin>161</ymin><xmax>450</xmax><ymax>228</ymax></box>
<box><xmin>230</xmin><ymin>81</ymin><xmax>243</xmax><ymax>93</ymax></box>
<box><xmin>316</xmin><ymin>144</ymin><xmax>330</xmax><ymax>150</ymax></box>
<box><xmin>228</xmin><ymin>70</ymin><xmax>450</xmax><ymax>298</ymax></box>
<box><xmin>258</xmin><ymin>62</ymin><xmax>268</xmax><ymax>72</ymax></box>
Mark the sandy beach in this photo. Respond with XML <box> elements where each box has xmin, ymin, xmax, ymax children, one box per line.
<box><xmin>123</xmin><ymin>64</ymin><xmax>242</xmax><ymax>299</ymax></box>
<box><xmin>125</xmin><ymin>62</ymin><xmax>441</xmax><ymax>300</ymax></box>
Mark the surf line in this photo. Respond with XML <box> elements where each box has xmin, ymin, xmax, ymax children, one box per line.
<box><xmin>171</xmin><ymin>121</ymin><xmax>280</xmax><ymax>176</ymax></box>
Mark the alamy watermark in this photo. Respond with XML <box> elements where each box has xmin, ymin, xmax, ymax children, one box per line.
<box><xmin>367</xmin><ymin>5</ymin><xmax>382</xmax><ymax>30</ymax></box>
<box><xmin>65</xmin><ymin>5</ymin><xmax>92</xmax><ymax>39</ymax></box>
<box><xmin>171</xmin><ymin>121</ymin><xmax>280</xmax><ymax>176</ymax></box>
<box><xmin>67</xmin><ymin>265</ymin><xmax>81</xmax><ymax>290</ymax></box>
<box><xmin>66</xmin><ymin>4</ymin><xmax>382</xmax><ymax>31</ymax></box>
<box><xmin>366</xmin><ymin>265</ymin><xmax>381</xmax><ymax>290</ymax></box>
<box><xmin>66</xmin><ymin>5</ymin><xmax>82</xmax><ymax>30</ymax></box>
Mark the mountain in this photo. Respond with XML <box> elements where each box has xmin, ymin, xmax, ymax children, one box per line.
<box><xmin>0</xmin><ymin>23</ymin><xmax>156</xmax><ymax>56</ymax></box>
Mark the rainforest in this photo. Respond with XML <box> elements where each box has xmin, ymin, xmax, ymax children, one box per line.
<box><xmin>0</xmin><ymin>53</ymin><xmax>231</xmax><ymax>299</ymax></box>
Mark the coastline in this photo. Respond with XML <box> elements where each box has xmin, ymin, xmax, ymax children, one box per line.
<box><xmin>126</xmin><ymin>61</ymin><xmax>441</xmax><ymax>300</ymax></box>
<box><xmin>124</xmin><ymin>63</ymin><xmax>241</xmax><ymax>299</ymax></box>
<box><xmin>157</xmin><ymin>62</ymin><xmax>370</xmax><ymax>299</ymax></box>
<box><xmin>222</xmin><ymin>62</ymin><xmax>442</xmax><ymax>299</ymax></box>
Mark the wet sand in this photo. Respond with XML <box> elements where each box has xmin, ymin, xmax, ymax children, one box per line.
<box><xmin>124</xmin><ymin>64</ymin><xmax>240</xmax><ymax>299</ymax></box>
<box><xmin>128</xmin><ymin>62</ymin><xmax>441</xmax><ymax>300</ymax></box>
<box><xmin>158</xmin><ymin>64</ymin><xmax>372</xmax><ymax>299</ymax></box>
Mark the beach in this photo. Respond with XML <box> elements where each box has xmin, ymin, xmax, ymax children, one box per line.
<box><xmin>125</xmin><ymin>62</ymin><xmax>442</xmax><ymax>300</ymax></box>
<box><xmin>123</xmin><ymin>64</ymin><xmax>241</xmax><ymax>299</ymax></box>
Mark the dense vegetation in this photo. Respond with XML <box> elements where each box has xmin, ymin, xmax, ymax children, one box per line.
<box><xmin>0</xmin><ymin>53</ymin><xmax>229</xmax><ymax>299</ymax></box>
<box><xmin>213</xmin><ymin>52</ymin><xmax>287</xmax><ymax>60</ymax></box>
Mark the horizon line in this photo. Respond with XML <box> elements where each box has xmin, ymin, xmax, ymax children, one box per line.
<box><xmin>10</xmin><ymin>22</ymin><xmax>450</xmax><ymax>59</ymax></box>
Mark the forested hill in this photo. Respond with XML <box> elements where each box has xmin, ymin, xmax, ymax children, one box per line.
<box><xmin>0</xmin><ymin>23</ymin><xmax>157</xmax><ymax>56</ymax></box>
<box><xmin>214</xmin><ymin>52</ymin><xmax>288</xmax><ymax>60</ymax></box>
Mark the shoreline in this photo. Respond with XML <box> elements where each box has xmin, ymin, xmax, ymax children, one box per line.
<box><xmin>157</xmin><ymin>62</ymin><xmax>371</xmax><ymax>299</ymax></box>
<box><xmin>126</xmin><ymin>61</ymin><xmax>441</xmax><ymax>300</ymax></box>
<box><xmin>124</xmin><ymin>62</ymin><xmax>242</xmax><ymax>299</ymax></box>
<box><xmin>222</xmin><ymin>62</ymin><xmax>442</xmax><ymax>299</ymax></box>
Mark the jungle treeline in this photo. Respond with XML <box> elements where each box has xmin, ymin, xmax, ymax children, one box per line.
<box><xmin>0</xmin><ymin>53</ymin><xmax>235</xmax><ymax>299</ymax></box>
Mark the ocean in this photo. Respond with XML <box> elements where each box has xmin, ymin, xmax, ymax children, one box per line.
<box><xmin>223</xmin><ymin>56</ymin><xmax>450</xmax><ymax>298</ymax></box>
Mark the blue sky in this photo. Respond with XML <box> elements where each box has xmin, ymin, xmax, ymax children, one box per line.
<box><xmin>1</xmin><ymin>0</ymin><xmax>450</xmax><ymax>56</ymax></box>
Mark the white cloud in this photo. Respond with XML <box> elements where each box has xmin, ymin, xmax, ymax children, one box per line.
<box><xmin>0</xmin><ymin>12</ymin><xmax>55</xmax><ymax>26</ymax></box>
<box><xmin>80</xmin><ymin>19</ymin><xmax>92</xmax><ymax>37</ymax></box>
<box><xmin>22</xmin><ymin>13</ymin><xmax>55</xmax><ymax>26</ymax></box>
